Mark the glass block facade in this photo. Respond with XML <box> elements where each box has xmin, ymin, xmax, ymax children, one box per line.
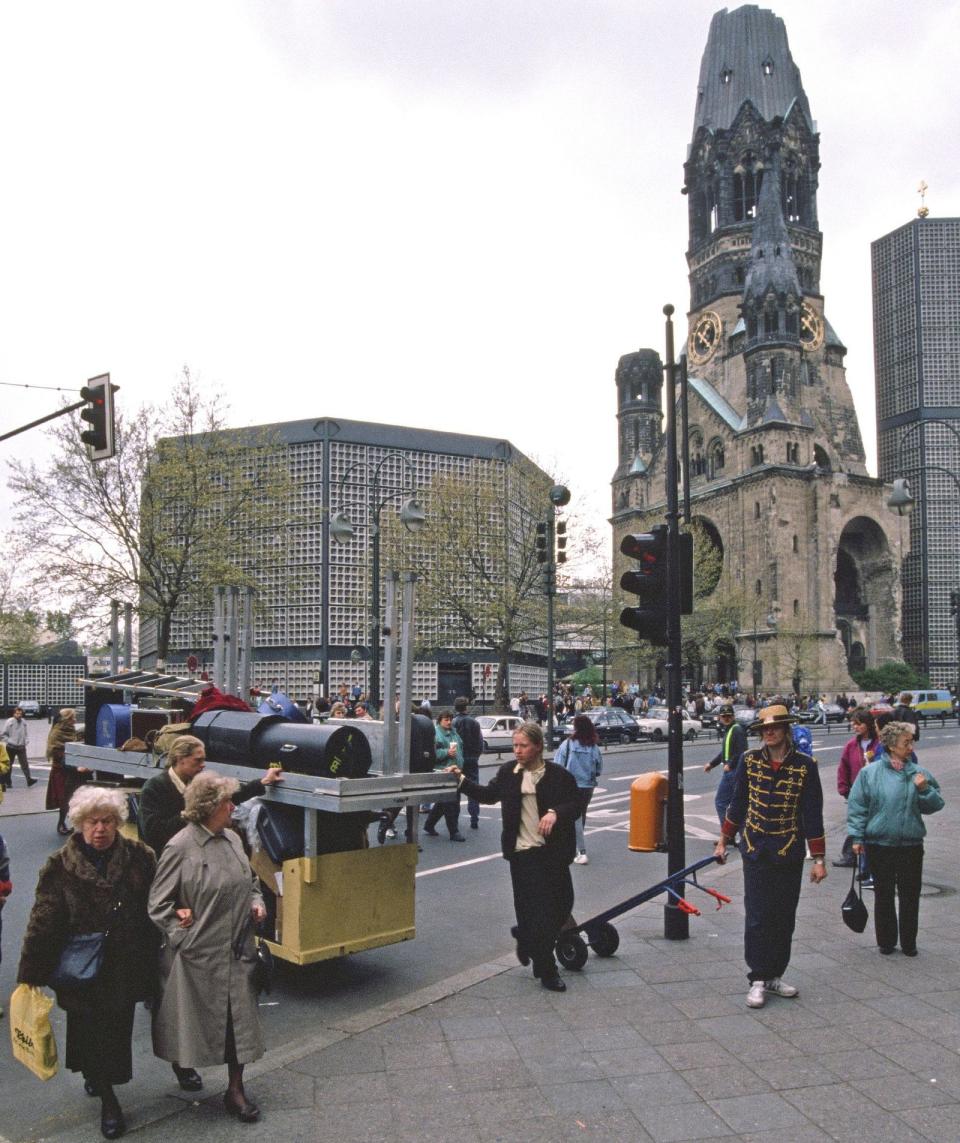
<box><xmin>873</xmin><ymin>217</ymin><xmax>960</xmax><ymax>686</ymax></box>
<box><xmin>2</xmin><ymin>659</ymin><xmax>86</xmax><ymax>711</ymax></box>
<box><xmin>150</xmin><ymin>419</ymin><xmax>550</xmax><ymax>705</ymax></box>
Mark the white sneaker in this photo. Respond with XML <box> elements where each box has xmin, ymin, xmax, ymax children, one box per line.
<box><xmin>573</xmin><ymin>852</ymin><xmax>589</xmax><ymax>865</ymax></box>
<box><xmin>746</xmin><ymin>981</ymin><xmax>766</xmax><ymax>1008</ymax></box>
<box><xmin>765</xmin><ymin>977</ymin><xmax>799</xmax><ymax>998</ymax></box>
<box><xmin>385</xmin><ymin>828</ymin><xmax>397</xmax><ymax>839</ymax></box>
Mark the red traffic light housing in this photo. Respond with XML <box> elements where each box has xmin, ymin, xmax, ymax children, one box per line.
<box><xmin>619</xmin><ymin>525</ymin><xmax>668</xmax><ymax>645</ymax></box>
<box><xmin>79</xmin><ymin>373</ymin><xmax>115</xmax><ymax>461</ymax></box>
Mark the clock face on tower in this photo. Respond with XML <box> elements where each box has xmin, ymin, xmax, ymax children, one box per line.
<box><xmin>688</xmin><ymin>311</ymin><xmax>722</xmax><ymax>365</ymax></box>
<box><xmin>799</xmin><ymin>301</ymin><xmax>824</xmax><ymax>350</ymax></box>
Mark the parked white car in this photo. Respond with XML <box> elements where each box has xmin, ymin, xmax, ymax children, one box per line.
<box><xmin>634</xmin><ymin>708</ymin><xmax>702</xmax><ymax>742</ymax></box>
<box><xmin>476</xmin><ymin>714</ymin><xmax>526</xmax><ymax>752</ymax></box>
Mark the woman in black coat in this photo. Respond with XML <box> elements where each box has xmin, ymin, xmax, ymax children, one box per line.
<box><xmin>450</xmin><ymin>722</ymin><xmax>580</xmax><ymax>992</ymax></box>
<box><xmin>18</xmin><ymin>787</ymin><xmax>158</xmax><ymax>1139</ymax></box>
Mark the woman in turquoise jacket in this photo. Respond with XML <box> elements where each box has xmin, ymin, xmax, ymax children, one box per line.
<box><xmin>424</xmin><ymin>710</ymin><xmax>467</xmax><ymax>841</ymax></box>
<box><xmin>847</xmin><ymin>720</ymin><xmax>944</xmax><ymax>956</ymax></box>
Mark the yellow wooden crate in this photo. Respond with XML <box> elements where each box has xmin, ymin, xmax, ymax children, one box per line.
<box><xmin>265</xmin><ymin>842</ymin><xmax>417</xmax><ymax>966</ymax></box>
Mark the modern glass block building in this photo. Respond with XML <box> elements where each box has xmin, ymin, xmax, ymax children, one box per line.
<box><xmin>139</xmin><ymin>417</ymin><xmax>552</xmax><ymax>707</ymax></box>
<box><xmin>873</xmin><ymin>216</ymin><xmax>960</xmax><ymax>686</ymax></box>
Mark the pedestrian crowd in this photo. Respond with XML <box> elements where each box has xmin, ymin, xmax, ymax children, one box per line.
<box><xmin>0</xmin><ymin>687</ymin><xmax>949</xmax><ymax>1139</ymax></box>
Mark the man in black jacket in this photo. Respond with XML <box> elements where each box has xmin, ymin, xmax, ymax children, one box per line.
<box><xmin>891</xmin><ymin>693</ymin><xmax>921</xmax><ymax>742</ymax></box>
<box><xmin>451</xmin><ymin>722</ymin><xmax>579</xmax><ymax>992</ymax></box>
<box><xmin>453</xmin><ymin>696</ymin><xmax>484</xmax><ymax>829</ymax></box>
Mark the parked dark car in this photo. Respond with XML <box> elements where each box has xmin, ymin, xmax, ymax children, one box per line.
<box><xmin>560</xmin><ymin>706</ymin><xmax>640</xmax><ymax>745</ymax></box>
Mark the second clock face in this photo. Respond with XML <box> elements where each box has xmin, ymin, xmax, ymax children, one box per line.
<box><xmin>688</xmin><ymin>311</ymin><xmax>722</xmax><ymax>364</ymax></box>
<box><xmin>800</xmin><ymin>301</ymin><xmax>824</xmax><ymax>350</ymax></box>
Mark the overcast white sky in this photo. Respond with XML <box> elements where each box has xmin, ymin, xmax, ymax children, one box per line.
<box><xmin>1</xmin><ymin>1</ymin><xmax>956</xmax><ymax>565</ymax></box>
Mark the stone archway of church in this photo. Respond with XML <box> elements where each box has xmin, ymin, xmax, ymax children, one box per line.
<box><xmin>834</xmin><ymin>517</ymin><xmax>898</xmax><ymax>673</ymax></box>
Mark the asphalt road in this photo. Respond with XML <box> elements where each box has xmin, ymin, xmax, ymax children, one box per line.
<box><xmin>2</xmin><ymin>718</ymin><xmax>958</xmax><ymax>1140</ymax></box>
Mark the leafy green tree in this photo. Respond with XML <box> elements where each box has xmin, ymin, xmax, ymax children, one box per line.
<box><xmin>852</xmin><ymin>661</ymin><xmax>929</xmax><ymax>693</ymax></box>
<box><xmin>7</xmin><ymin>369</ymin><xmax>293</xmax><ymax>663</ymax></box>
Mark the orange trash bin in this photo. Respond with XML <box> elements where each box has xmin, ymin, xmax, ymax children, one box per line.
<box><xmin>629</xmin><ymin>772</ymin><xmax>668</xmax><ymax>852</ymax></box>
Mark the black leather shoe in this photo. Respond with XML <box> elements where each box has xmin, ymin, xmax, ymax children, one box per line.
<box><xmin>172</xmin><ymin>1065</ymin><xmax>203</xmax><ymax>1092</ymax></box>
<box><xmin>540</xmin><ymin>973</ymin><xmax>567</xmax><ymax>993</ymax></box>
<box><xmin>902</xmin><ymin>947</ymin><xmax>918</xmax><ymax>957</ymax></box>
<box><xmin>510</xmin><ymin>925</ymin><xmax>530</xmax><ymax>967</ymax></box>
<box><xmin>470</xmin><ymin>819</ymin><xmax>479</xmax><ymax>829</ymax></box>
<box><xmin>423</xmin><ymin>827</ymin><xmax>439</xmax><ymax>837</ymax></box>
<box><xmin>224</xmin><ymin>1093</ymin><xmax>260</xmax><ymax>1123</ymax></box>
<box><xmin>27</xmin><ymin>778</ymin><xmax>38</xmax><ymax>787</ymax></box>
<box><xmin>100</xmin><ymin>1105</ymin><xmax>125</xmax><ymax>1139</ymax></box>
<box><xmin>449</xmin><ymin>832</ymin><xmax>466</xmax><ymax>842</ymax></box>
<box><xmin>84</xmin><ymin>1078</ymin><xmax>100</xmax><ymax>1097</ymax></box>
<box><xmin>879</xmin><ymin>946</ymin><xmax>895</xmax><ymax>955</ymax></box>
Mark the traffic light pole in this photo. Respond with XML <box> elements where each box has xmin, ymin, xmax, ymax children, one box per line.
<box><xmin>662</xmin><ymin>305</ymin><xmax>688</xmax><ymax>941</ymax></box>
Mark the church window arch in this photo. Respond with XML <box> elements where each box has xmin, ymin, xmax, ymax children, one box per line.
<box><xmin>792</xmin><ymin>534</ymin><xmax>799</xmax><ymax>552</ymax></box>
<box><xmin>733</xmin><ymin>155</ymin><xmax>763</xmax><ymax>221</ymax></box>
<box><xmin>764</xmin><ymin>307</ymin><xmax>779</xmax><ymax>336</ymax></box>
<box><xmin>755</xmin><ymin>578</ymin><xmax>763</xmax><ymax>596</ymax></box>
<box><xmin>721</xmin><ymin>65</ymin><xmax>733</xmax><ymax>85</ymax></box>
<box><xmin>813</xmin><ymin>444</ymin><xmax>832</xmax><ymax>471</ymax></box>
<box><xmin>761</xmin><ymin>56</ymin><xmax>774</xmax><ymax>76</ymax></box>
<box><xmin>793</xmin><ymin>598</ymin><xmax>799</xmax><ymax>616</ymax></box>
<box><xmin>754</xmin><ymin>501</ymin><xmax>761</xmax><ymax>519</ymax></box>
<box><xmin>708</xmin><ymin>438</ymin><xmax>725</xmax><ymax>476</ymax></box>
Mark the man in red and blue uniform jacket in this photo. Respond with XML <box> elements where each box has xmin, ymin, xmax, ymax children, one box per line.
<box><xmin>715</xmin><ymin>704</ymin><xmax>827</xmax><ymax>1001</ymax></box>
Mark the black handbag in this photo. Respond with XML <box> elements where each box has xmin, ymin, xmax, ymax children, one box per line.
<box><xmin>252</xmin><ymin>938</ymin><xmax>274</xmax><ymax>995</ymax></box>
<box><xmin>841</xmin><ymin>864</ymin><xmax>869</xmax><ymax>933</ymax></box>
<box><xmin>49</xmin><ymin>932</ymin><xmax>107</xmax><ymax>988</ymax></box>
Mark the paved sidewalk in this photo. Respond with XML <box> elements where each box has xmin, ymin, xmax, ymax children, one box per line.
<box><xmin>6</xmin><ymin>741</ymin><xmax>960</xmax><ymax>1142</ymax></box>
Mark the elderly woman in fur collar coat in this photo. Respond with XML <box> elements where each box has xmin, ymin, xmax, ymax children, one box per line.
<box><xmin>18</xmin><ymin>787</ymin><xmax>158</xmax><ymax>1140</ymax></box>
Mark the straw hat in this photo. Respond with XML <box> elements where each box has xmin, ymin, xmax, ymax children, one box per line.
<box><xmin>749</xmin><ymin>704</ymin><xmax>797</xmax><ymax>732</ymax></box>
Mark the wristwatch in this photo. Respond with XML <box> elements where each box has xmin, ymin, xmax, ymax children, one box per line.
<box><xmin>812</xmin><ymin>857</ymin><xmax>825</xmax><ymax>865</ymax></box>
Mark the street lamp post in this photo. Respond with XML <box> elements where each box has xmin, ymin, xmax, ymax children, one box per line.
<box><xmin>330</xmin><ymin>454</ymin><xmax>425</xmax><ymax>716</ymax></box>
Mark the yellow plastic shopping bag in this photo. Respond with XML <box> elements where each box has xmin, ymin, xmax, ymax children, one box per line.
<box><xmin>10</xmin><ymin>984</ymin><xmax>59</xmax><ymax>1080</ymax></box>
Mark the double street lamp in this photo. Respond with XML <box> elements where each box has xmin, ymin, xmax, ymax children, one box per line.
<box><xmin>330</xmin><ymin>454</ymin><xmax>425</xmax><ymax>715</ymax></box>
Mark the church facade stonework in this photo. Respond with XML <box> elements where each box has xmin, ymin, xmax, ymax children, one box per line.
<box><xmin>612</xmin><ymin>5</ymin><xmax>908</xmax><ymax>694</ymax></box>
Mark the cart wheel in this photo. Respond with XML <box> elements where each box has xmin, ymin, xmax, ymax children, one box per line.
<box><xmin>589</xmin><ymin>922</ymin><xmax>620</xmax><ymax>958</ymax></box>
<box><xmin>556</xmin><ymin>932</ymin><xmax>589</xmax><ymax>971</ymax></box>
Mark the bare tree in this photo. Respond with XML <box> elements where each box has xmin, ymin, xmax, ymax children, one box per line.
<box><xmin>7</xmin><ymin>369</ymin><xmax>293</xmax><ymax>662</ymax></box>
<box><xmin>381</xmin><ymin>464</ymin><xmax>552</xmax><ymax>710</ymax></box>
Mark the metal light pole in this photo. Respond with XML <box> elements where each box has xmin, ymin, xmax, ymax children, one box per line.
<box><xmin>662</xmin><ymin>306</ymin><xmax>687</xmax><ymax>941</ymax></box>
<box><xmin>545</xmin><ymin>485</ymin><xmax>571</xmax><ymax>750</ymax></box>
<box><xmin>330</xmin><ymin>454</ymin><xmax>425</xmax><ymax>716</ymax></box>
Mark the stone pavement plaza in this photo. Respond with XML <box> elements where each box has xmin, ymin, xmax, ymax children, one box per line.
<box><xmin>5</xmin><ymin>735</ymin><xmax>960</xmax><ymax>1143</ymax></box>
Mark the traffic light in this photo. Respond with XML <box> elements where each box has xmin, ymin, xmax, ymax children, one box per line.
<box><xmin>619</xmin><ymin>524</ymin><xmax>668</xmax><ymax>645</ymax></box>
<box><xmin>535</xmin><ymin>521</ymin><xmax>548</xmax><ymax>563</ymax></box>
<box><xmin>79</xmin><ymin>373</ymin><xmax>115</xmax><ymax>460</ymax></box>
<box><xmin>556</xmin><ymin>520</ymin><xmax>567</xmax><ymax>564</ymax></box>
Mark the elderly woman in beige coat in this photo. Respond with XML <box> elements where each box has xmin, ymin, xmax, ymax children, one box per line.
<box><xmin>148</xmin><ymin>772</ymin><xmax>266</xmax><ymax>1123</ymax></box>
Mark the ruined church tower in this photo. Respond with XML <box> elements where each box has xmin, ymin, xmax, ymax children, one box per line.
<box><xmin>612</xmin><ymin>4</ymin><xmax>908</xmax><ymax>693</ymax></box>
